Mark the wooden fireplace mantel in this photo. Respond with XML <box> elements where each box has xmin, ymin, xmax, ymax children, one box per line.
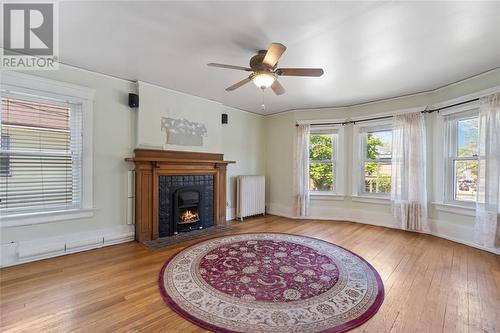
<box><xmin>125</xmin><ymin>149</ymin><xmax>235</xmax><ymax>242</ymax></box>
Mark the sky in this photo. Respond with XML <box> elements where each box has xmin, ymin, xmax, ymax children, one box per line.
<box><xmin>457</xmin><ymin>118</ymin><xmax>478</xmax><ymax>153</ymax></box>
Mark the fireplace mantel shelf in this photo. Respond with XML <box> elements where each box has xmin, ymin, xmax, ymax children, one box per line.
<box><xmin>126</xmin><ymin>149</ymin><xmax>234</xmax><ymax>242</ymax></box>
<box><xmin>125</xmin><ymin>148</ymin><xmax>235</xmax><ymax>165</ymax></box>
<box><xmin>125</xmin><ymin>157</ymin><xmax>235</xmax><ymax>164</ymax></box>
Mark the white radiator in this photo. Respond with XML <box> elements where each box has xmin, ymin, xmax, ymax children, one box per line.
<box><xmin>236</xmin><ymin>175</ymin><xmax>265</xmax><ymax>220</ymax></box>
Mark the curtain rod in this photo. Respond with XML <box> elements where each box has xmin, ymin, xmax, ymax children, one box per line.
<box><xmin>295</xmin><ymin>97</ymin><xmax>480</xmax><ymax>127</ymax></box>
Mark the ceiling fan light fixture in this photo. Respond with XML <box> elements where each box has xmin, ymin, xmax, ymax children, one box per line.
<box><xmin>252</xmin><ymin>72</ymin><xmax>276</xmax><ymax>89</ymax></box>
<box><xmin>209</xmin><ymin>43</ymin><xmax>323</xmax><ymax>97</ymax></box>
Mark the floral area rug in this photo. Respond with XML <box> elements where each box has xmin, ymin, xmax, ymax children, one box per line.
<box><xmin>159</xmin><ymin>233</ymin><xmax>384</xmax><ymax>333</ymax></box>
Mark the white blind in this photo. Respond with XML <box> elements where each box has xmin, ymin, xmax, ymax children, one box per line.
<box><xmin>0</xmin><ymin>95</ymin><xmax>82</xmax><ymax>214</ymax></box>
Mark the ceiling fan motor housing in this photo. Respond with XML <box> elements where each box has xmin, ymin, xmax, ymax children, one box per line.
<box><xmin>250</xmin><ymin>51</ymin><xmax>273</xmax><ymax>71</ymax></box>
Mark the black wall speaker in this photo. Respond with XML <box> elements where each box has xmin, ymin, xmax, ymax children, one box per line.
<box><xmin>128</xmin><ymin>93</ymin><xmax>139</xmax><ymax>108</ymax></box>
<box><xmin>221</xmin><ymin>113</ymin><xmax>228</xmax><ymax>124</ymax></box>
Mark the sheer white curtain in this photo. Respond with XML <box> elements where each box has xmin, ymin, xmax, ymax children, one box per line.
<box><xmin>296</xmin><ymin>124</ymin><xmax>310</xmax><ymax>216</ymax></box>
<box><xmin>474</xmin><ymin>92</ymin><xmax>500</xmax><ymax>248</ymax></box>
<box><xmin>391</xmin><ymin>112</ymin><xmax>428</xmax><ymax>232</ymax></box>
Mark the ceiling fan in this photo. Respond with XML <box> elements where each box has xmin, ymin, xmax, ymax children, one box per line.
<box><xmin>207</xmin><ymin>43</ymin><xmax>324</xmax><ymax>95</ymax></box>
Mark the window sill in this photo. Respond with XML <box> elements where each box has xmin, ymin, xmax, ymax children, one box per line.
<box><xmin>310</xmin><ymin>193</ymin><xmax>345</xmax><ymax>201</ymax></box>
<box><xmin>0</xmin><ymin>208</ymin><xmax>95</xmax><ymax>228</ymax></box>
<box><xmin>351</xmin><ymin>195</ymin><xmax>390</xmax><ymax>205</ymax></box>
<box><xmin>432</xmin><ymin>202</ymin><xmax>475</xmax><ymax>217</ymax></box>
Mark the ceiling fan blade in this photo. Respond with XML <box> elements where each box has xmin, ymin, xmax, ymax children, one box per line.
<box><xmin>271</xmin><ymin>80</ymin><xmax>285</xmax><ymax>95</ymax></box>
<box><xmin>276</xmin><ymin>68</ymin><xmax>324</xmax><ymax>77</ymax></box>
<box><xmin>263</xmin><ymin>43</ymin><xmax>287</xmax><ymax>68</ymax></box>
<box><xmin>225</xmin><ymin>77</ymin><xmax>252</xmax><ymax>91</ymax></box>
<box><xmin>207</xmin><ymin>63</ymin><xmax>252</xmax><ymax>71</ymax></box>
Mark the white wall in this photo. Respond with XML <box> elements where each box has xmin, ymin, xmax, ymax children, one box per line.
<box><xmin>0</xmin><ymin>67</ymin><xmax>265</xmax><ymax>266</ymax></box>
<box><xmin>137</xmin><ymin>81</ymin><xmax>223</xmax><ymax>152</ymax></box>
<box><xmin>264</xmin><ymin>69</ymin><xmax>500</xmax><ymax>253</ymax></box>
<box><xmin>0</xmin><ymin>65</ymin><xmax>138</xmax><ymax>265</ymax></box>
<box><xmin>1</xmin><ymin>65</ymin><xmax>136</xmax><ymax>240</ymax></box>
<box><xmin>135</xmin><ymin>81</ymin><xmax>266</xmax><ymax>216</ymax></box>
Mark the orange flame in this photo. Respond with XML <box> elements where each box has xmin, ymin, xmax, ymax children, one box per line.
<box><xmin>180</xmin><ymin>209</ymin><xmax>199</xmax><ymax>223</ymax></box>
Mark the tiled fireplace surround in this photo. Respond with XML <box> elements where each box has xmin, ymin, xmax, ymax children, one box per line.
<box><xmin>158</xmin><ymin>175</ymin><xmax>214</xmax><ymax>237</ymax></box>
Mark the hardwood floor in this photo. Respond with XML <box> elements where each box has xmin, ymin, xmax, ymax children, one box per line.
<box><xmin>1</xmin><ymin>216</ymin><xmax>499</xmax><ymax>333</ymax></box>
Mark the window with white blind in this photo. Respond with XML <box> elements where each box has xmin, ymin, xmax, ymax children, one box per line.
<box><xmin>0</xmin><ymin>71</ymin><xmax>93</xmax><ymax>225</ymax></box>
<box><xmin>0</xmin><ymin>96</ymin><xmax>82</xmax><ymax>213</ymax></box>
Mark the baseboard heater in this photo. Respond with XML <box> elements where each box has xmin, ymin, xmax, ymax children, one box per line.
<box><xmin>236</xmin><ymin>175</ymin><xmax>265</xmax><ymax>221</ymax></box>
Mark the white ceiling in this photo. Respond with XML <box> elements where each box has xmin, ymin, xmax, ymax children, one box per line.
<box><xmin>58</xmin><ymin>1</ymin><xmax>500</xmax><ymax>114</ymax></box>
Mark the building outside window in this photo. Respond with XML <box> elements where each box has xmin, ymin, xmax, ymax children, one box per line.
<box><xmin>0</xmin><ymin>135</ymin><xmax>11</xmax><ymax>177</ymax></box>
<box><xmin>0</xmin><ymin>96</ymin><xmax>82</xmax><ymax>214</ymax></box>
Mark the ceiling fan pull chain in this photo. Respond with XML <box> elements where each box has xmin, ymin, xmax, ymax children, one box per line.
<box><xmin>261</xmin><ymin>87</ymin><xmax>266</xmax><ymax>111</ymax></box>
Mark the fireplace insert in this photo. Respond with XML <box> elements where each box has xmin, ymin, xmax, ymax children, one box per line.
<box><xmin>158</xmin><ymin>175</ymin><xmax>214</xmax><ymax>237</ymax></box>
<box><xmin>173</xmin><ymin>187</ymin><xmax>202</xmax><ymax>234</ymax></box>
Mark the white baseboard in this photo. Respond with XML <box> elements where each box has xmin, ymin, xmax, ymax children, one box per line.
<box><xmin>267</xmin><ymin>203</ymin><xmax>399</xmax><ymax>230</ymax></box>
<box><xmin>1</xmin><ymin>224</ymin><xmax>135</xmax><ymax>268</ymax></box>
<box><xmin>428</xmin><ymin>218</ymin><xmax>500</xmax><ymax>255</ymax></box>
<box><xmin>267</xmin><ymin>202</ymin><xmax>499</xmax><ymax>255</ymax></box>
<box><xmin>429</xmin><ymin>230</ymin><xmax>499</xmax><ymax>255</ymax></box>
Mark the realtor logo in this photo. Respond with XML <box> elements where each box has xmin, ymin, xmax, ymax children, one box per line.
<box><xmin>2</xmin><ymin>2</ymin><xmax>58</xmax><ymax>69</ymax></box>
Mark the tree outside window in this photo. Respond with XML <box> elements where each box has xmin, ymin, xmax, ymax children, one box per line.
<box><xmin>363</xmin><ymin>130</ymin><xmax>392</xmax><ymax>194</ymax></box>
<box><xmin>309</xmin><ymin>133</ymin><xmax>335</xmax><ymax>192</ymax></box>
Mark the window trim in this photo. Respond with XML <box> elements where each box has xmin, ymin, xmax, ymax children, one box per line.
<box><xmin>442</xmin><ymin>108</ymin><xmax>479</xmax><ymax>208</ymax></box>
<box><xmin>0</xmin><ymin>71</ymin><xmax>94</xmax><ymax>227</ymax></box>
<box><xmin>354</xmin><ymin>120</ymin><xmax>393</xmax><ymax>198</ymax></box>
<box><xmin>308</xmin><ymin>125</ymin><xmax>345</xmax><ymax>197</ymax></box>
<box><xmin>1</xmin><ymin>95</ymin><xmax>82</xmax><ymax>215</ymax></box>
<box><xmin>431</xmin><ymin>91</ymin><xmax>500</xmax><ymax>211</ymax></box>
<box><xmin>351</xmin><ymin>195</ymin><xmax>390</xmax><ymax>205</ymax></box>
<box><xmin>432</xmin><ymin>202</ymin><xmax>476</xmax><ymax>217</ymax></box>
<box><xmin>0</xmin><ymin>208</ymin><xmax>96</xmax><ymax>228</ymax></box>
